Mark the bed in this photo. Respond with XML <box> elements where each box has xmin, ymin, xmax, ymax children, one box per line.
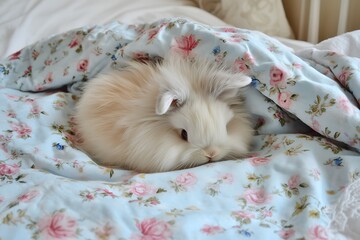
<box><xmin>1</xmin><ymin>1</ymin><xmax>359</xmax><ymax>239</ymax></box>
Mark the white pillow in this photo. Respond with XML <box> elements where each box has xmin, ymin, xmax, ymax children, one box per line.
<box><xmin>195</xmin><ymin>0</ymin><xmax>294</xmax><ymax>39</ymax></box>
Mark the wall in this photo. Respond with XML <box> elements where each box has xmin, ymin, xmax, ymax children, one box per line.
<box><xmin>283</xmin><ymin>0</ymin><xmax>360</xmax><ymax>43</ymax></box>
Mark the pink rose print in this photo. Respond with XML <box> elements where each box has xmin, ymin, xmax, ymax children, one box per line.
<box><xmin>201</xmin><ymin>225</ymin><xmax>225</xmax><ymax>235</ymax></box>
<box><xmin>221</xmin><ymin>27</ymin><xmax>237</xmax><ymax>33</ymax></box>
<box><xmin>148</xmin><ymin>28</ymin><xmax>160</xmax><ymax>41</ymax></box>
<box><xmin>233</xmin><ymin>58</ymin><xmax>248</xmax><ymax>73</ymax></box>
<box><xmin>68</xmin><ymin>36</ymin><xmax>81</xmax><ymax>48</ymax></box>
<box><xmin>228</xmin><ymin>34</ymin><xmax>247</xmax><ymax>43</ymax></box>
<box><xmin>272</xmin><ymin>143</ymin><xmax>281</xmax><ymax>150</ymax></box>
<box><xmin>338</xmin><ymin>68</ymin><xmax>351</xmax><ymax>86</ymax></box>
<box><xmin>288</xmin><ymin>175</ymin><xmax>300</xmax><ymax>189</ymax></box>
<box><xmin>232</xmin><ymin>52</ymin><xmax>255</xmax><ymax>73</ymax></box>
<box><xmin>219</xmin><ymin>173</ymin><xmax>234</xmax><ymax>184</ymax></box>
<box><xmin>76</xmin><ymin>59</ymin><xmax>89</xmax><ymax>72</ymax></box>
<box><xmin>243</xmin><ymin>52</ymin><xmax>255</xmax><ymax>64</ymax></box>
<box><xmin>176</xmin><ymin>172</ymin><xmax>197</xmax><ymax>187</ymax></box>
<box><xmin>5</xmin><ymin>94</ymin><xmax>20</xmax><ymax>100</ymax></box>
<box><xmin>35</xmin><ymin>84</ymin><xmax>44</xmax><ymax>91</ymax></box>
<box><xmin>85</xmin><ymin>193</ymin><xmax>94</xmax><ymax>201</ymax></box>
<box><xmin>38</xmin><ymin>212</ymin><xmax>78</xmax><ymax>239</ymax></box>
<box><xmin>270</xmin><ymin>66</ymin><xmax>287</xmax><ymax>88</ymax></box>
<box><xmin>130</xmin><ymin>182</ymin><xmax>156</xmax><ymax>197</ymax></box>
<box><xmin>9</xmin><ymin>50</ymin><xmax>21</xmax><ymax>60</ymax></box>
<box><xmin>24</xmin><ymin>97</ymin><xmax>35</xmax><ymax>104</ymax></box>
<box><xmin>147</xmin><ymin>23</ymin><xmax>166</xmax><ymax>41</ymax></box>
<box><xmin>274</xmin><ymin>111</ymin><xmax>285</xmax><ymax>120</ymax></box>
<box><xmin>30</xmin><ymin>104</ymin><xmax>41</xmax><ymax>115</ymax></box>
<box><xmin>278</xmin><ymin>229</ymin><xmax>295</xmax><ymax>239</ymax></box>
<box><xmin>292</xmin><ymin>63</ymin><xmax>302</xmax><ymax>69</ymax></box>
<box><xmin>1</xmin><ymin>133</ymin><xmax>12</xmax><ymax>145</ymax></box>
<box><xmin>17</xmin><ymin>190</ymin><xmax>39</xmax><ymax>202</ymax></box>
<box><xmin>53</xmin><ymin>100</ymin><xmax>66</xmax><ymax>109</ymax></box>
<box><xmin>131</xmin><ymin>218</ymin><xmax>172</xmax><ymax>240</ymax></box>
<box><xmin>97</xmin><ymin>188</ymin><xmax>117</xmax><ymax>198</ymax></box>
<box><xmin>261</xmin><ymin>209</ymin><xmax>272</xmax><ymax>218</ymax></box>
<box><xmin>10</xmin><ymin>122</ymin><xmax>32</xmax><ymax>139</ymax></box>
<box><xmin>311</xmin><ymin>118</ymin><xmax>321</xmax><ymax>132</ymax></box>
<box><xmin>249</xmin><ymin>157</ymin><xmax>271</xmax><ymax>166</ymax></box>
<box><xmin>0</xmin><ymin>163</ymin><xmax>20</xmax><ymax>176</ymax></box>
<box><xmin>309</xmin><ymin>169</ymin><xmax>321</xmax><ymax>181</ymax></box>
<box><xmin>278</xmin><ymin>91</ymin><xmax>293</xmax><ymax>110</ymax></box>
<box><xmin>32</xmin><ymin>50</ymin><xmax>40</xmax><ymax>60</ymax></box>
<box><xmin>23</xmin><ymin>66</ymin><xmax>32</xmax><ymax>77</ymax></box>
<box><xmin>337</xmin><ymin>97</ymin><xmax>355</xmax><ymax>115</ymax></box>
<box><xmin>44</xmin><ymin>59</ymin><xmax>53</xmax><ymax>66</ymax></box>
<box><xmin>232</xmin><ymin>210</ymin><xmax>255</xmax><ymax>220</ymax></box>
<box><xmin>173</xmin><ymin>34</ymin><xmax>200</xmax><ymax>56</ymax></box>
<box><xmin>44</xmin><ymin>72</ymin><xmax>54</xmax><ymax>84</ymax></box>
<box><xmin>63</xmin><ymin>131</ymin><xmax>82</xmax><ymax>146</ymax></box>
<box><xmin>307</xmin><ymin>225</ymin><xmax>328</xmax><ymax>240</ymax></box>
<box><xmin>243</xmin><ymin>188</ymin><xmax>271</xmax><ymax>205</ymax></box>
<box><xmin>6</xmin><ymin>109</ymin><xmax>16</xmax><ymax>118</ymax></box>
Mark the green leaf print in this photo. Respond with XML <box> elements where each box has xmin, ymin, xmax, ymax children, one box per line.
<box><xmin>292</xmin><ymin>196</ymin><xmax>310</xmax><ymax>217</ymax></box>
<box><xmin>306</xmin><ymin>94</ymin><xmax>336</xmax><ymax>117</ymax></box>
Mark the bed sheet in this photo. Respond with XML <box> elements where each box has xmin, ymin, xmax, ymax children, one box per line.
<box><xmin>0</xmin><ymin>18</ymin><xmax>360</xmax><ymax>239</ymax></box>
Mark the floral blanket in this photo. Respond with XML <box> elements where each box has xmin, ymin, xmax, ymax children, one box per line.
<box><xmin>0</xmin><ymin>18</ymin><xmax>359</xmax><ymax>240</ymax></box>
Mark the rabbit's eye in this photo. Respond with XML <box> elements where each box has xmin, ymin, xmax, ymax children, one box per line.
<box><xmin>181</xmin><ymin>129</ymin><xmax>188</xmax><ymax>141</ymax></box>
<box><xmin>171</xmin><ymin>99</ymin><xmax>182</xmax><ymax>108</ymax></box>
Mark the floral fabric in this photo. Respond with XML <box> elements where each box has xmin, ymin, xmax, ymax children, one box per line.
<box><xmin>0</xmin><ymin>18</ymin><xmax>359</xmax><ymax>239</ymax></box>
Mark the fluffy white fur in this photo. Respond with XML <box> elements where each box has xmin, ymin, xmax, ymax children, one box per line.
<box><xmin>76</xmin><ymin>54</ymin><xmax>253</xmax><ymax>173</ymax></box>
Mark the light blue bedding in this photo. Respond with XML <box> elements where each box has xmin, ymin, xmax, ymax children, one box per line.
<box><xmin>0</xmin><ymin>18</ymin><xmax>359</xmax><ymax>239</ymax></box>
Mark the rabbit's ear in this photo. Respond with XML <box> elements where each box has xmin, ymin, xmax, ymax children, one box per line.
<box><xmin>214</xmin><ymin>72</ymin><xmax>252</xmax><ymax>100</ymax></box>
<box><xmin>156</xmin><ymin>91</ymin><xmax>182</xmax><ymax>115</ymax></box>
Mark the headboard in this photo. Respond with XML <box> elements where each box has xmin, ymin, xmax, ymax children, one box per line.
<box><xmin>283</xmin><ymin>0</ymin><xmax>360</xmax><ymax>43</ymax></box>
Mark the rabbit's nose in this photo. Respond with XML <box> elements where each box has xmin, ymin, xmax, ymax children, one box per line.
<box><xmin>204</xmin><ymin>147</ymin><xmax>219</xmax><ymax>161</ymax></box>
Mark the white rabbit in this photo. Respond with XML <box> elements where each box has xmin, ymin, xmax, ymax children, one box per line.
<box><xmin>75</xmin><ymin>54</ymin><xmax>253</xmax><ymax>173</ymax></box>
